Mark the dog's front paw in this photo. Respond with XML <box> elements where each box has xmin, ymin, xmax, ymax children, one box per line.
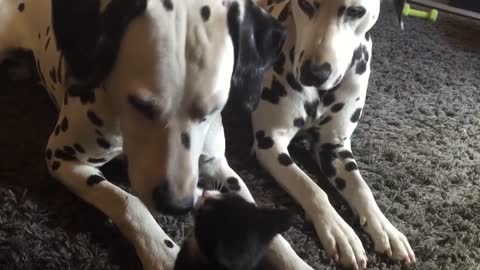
<box><xmin>359</xmin><ymin>207</ymin><xmax>416</xmax><ymax>265</ymax></box>
<box><xmin>134</xmin><ymin>236</ymin><xmax>179</xmax><ymax>270</ymax></box>
<box><xmin>137</xmin><ymin>248</ymin><xmax>177</xmax><ymax>270</ymax></box>
<box><xmin>311</xmin><ymin>207</ymin><xmax>367</xmax><ymax>269</ymax></box>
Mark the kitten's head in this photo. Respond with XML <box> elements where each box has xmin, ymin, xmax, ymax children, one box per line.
<box><xmin>174</xmin><ymin>192</ymin><xmax>294</xmax><ymax>270</ymax></box>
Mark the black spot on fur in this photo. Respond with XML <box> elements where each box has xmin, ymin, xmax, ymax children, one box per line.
<box><xmin>57</xmin><ymin>55</ymin><xmax>63</xmax><ymax>84</ymax></box>
<box><xmin>48</xmin><ymin>67</ymin><xmax>57</xmax><ymax>84</ymax></box>
<box><xmin>318</xmin><ymin>116</ymin><xmax>332</xmax><ymax>126</ymax></box>
<box><xmin>365</xmin><ymin>31</ymin><xmax>371</xmax><ymax>41</ymax></box>
<box><xmin>318</xmin><ymin>144</ymin><xmax>341</xmax><ymax>177</ymax></box>
<box><xmin>278</xmin><ymin>3</ymin><xmax>290</xmax><ymax>22</ymax></box>
<box><xmin>261</xmin><ymin>78</ymin><xmax>287</xmax><ymax>104</ymax></box>
<box><xmin>298</xmin><ymin>0</ymin><xmax>315</xmax><ymax>18</ymax></box>
<box><xmin>73</xmin><ymin>144</ymin><xmax>85</xmax><ymax>153</ymax></box>
<box><xmin>95</xmin><ymin>129</ymin><xmax>104</xmax><ymax>137</ymax></box>
<box><xmin>88</xmin><ymin>158</ymin><xmax>106</xmax><ymax>164</ymax></box>
<box><xmin>163</xmin><ymin>0</ymin><xmax>173</xmax><ymax>10</ymax></box>
<box><xmin>278</xmin><ymin>153</ymin><xmax>293</xmax><ymax>166</ymax></box>
<box><xmin>45</xmin><ymin>38</ymin><xmax>51</xmax><ymax>51</ymax></box>
<box><xmin>289</xmin><ymin>47</ymin><xmax>295</xmax><ymax>63</ymax></box>
<box><xmin>335</xmin><ymin>177</ymin><xmax>346</xmax><ymax>190</ymax></box>
<box><xmin>331</xmin><ymin>103</ymin><xmax>344</xmax><ymax>113</ymax></box>
<box><xmin>60</xmin><ymin>117</ymin><xmax>69</xmax><ymax>131</ymax></box>
<box><xmin>362</xmin><ymin>46</ymin><xmax>369</xmax><ymax>62</ymax></box>
<box><xmin>286</xmin><ymin>72</ymin><xmax>302</xmax><ymax>92</ymax></box>
<box><xmin>87</xmin><ymin>110</ymin><xmax>103</xmax><ymax>127</ymax></box>
<box><xmin>46</xmin><ymin>26</ymin><xmax>50</xmax><ymax>35</ymax></box>
<box><xmin>201</xmin><ymin>6</ymin><xmax>210</xmax><ymax>21</ymax></box>
<box><xmin>46</xmin><ymin>149</ymin><xmax>52</xmax><ymax>160</ymax></box>
<box><xmin>317</xmin><ymin>89</ymin><xmax>327</xmax><ymax>97</ymax></box>
<box><xmin>87</xmin><ymin>175</ymin><xmax>105</xmax><ymax>186</ymax></box>
<box><xmin>255</xmin><ymin>131</ymin><xmax>274</xmax><ymax>149</ymax></box>
<box><xmin>75</xmin><ymin>90</ymin><xmax>96</xmax><ymax>105</ymax></box>
<box><xmin>127</xmin><ymin>95</ymin><xmax>158</xmax><ymax>120</ymax></box>
<box><xmin>51</xmin><ymin>161</ymin><xmax>61</xmax><ymax>171</ymax></box>
<box><xmin>350</xmin><ymin>45</ymin><xmax>363</xmax><ymax>68</ymax></box>
<box><xmin>293</xmin><ymin>117</ymin><xmax>305</xmax><ymax>128</ymax></box>
<box><xmin>54</xmin><ymin>125</ymin><xmax>60</xmax><ymax>136</ymax></box>
<box><xmin>96</xmin><ymin>138</ymin><xmax>111</xmax><ymax>149</ymax></box>
<box><xmin>338</xmin><ymin>150</ymin><xmax>354</xmax><ymax>159</ymax></box>
<box><xmin>63</xmin><ymin>146</ymin><xmax>76</xmax><ymax>156</ymax></box>
<box><xmin>356</xmin><ymin>60</ymin><xmax>367</xmax><ymax>75</ymax></box>
<box><xmin>54</xmin><ymin>149</ymin><xmax>76</xmax><ymax>161</ymax></box>
<box><xmin>322</xmin><ymin>93</ymin><xmax>335</xmax><ymax>106</ymax></box>
<box><xmin>18</xmin><ymin>3</ymin><xmax>25</xmax><ymax>12</ymax></box>
<box><xmin>227</xmin><ymin>177</ymin><xmax>241</xmax><ymax>191</ymax></box>
<box><xmin>164</xmin><ymin>239</ymin><xmax>174</xmax><ymax>248</ymax></box>
<box><xmin>273</xmin><ymin>52</ymin><xmax>285</xmax><ymax>74</ymax></box>
<box><xmin>181</xmin><ymin>132</ymin><xmax>190</xmax><ymax>150</ymax></box>
<box><xmin>345</xmin><ymin>161</ymin><xmax>358</xmax><ymax>171</ymax></box>
<box><xmin>304</xmin><ymin>100</ymin><xmax>319</xmax><ymax>118</ymax></box>
<box><xmin>351</xmin><ymin>108</ymin><xmax>362</xmax><ymax>123</ymax></box>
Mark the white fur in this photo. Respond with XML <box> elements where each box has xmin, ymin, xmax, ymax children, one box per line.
<box><xmin>0</xmin><ymin>0</ymin><xmax>312</xmax><ymax>269</ymax></box>
<box><xmin>253</xmin><ymin>0</ymin><xmax>416</xmax><ymax>268</ymax></box>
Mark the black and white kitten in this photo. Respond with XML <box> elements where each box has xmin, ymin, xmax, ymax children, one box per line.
<box><xmin>174</xmin><ymin>191</ymin><xmax>293</xmax><ymax>270</ymax></box>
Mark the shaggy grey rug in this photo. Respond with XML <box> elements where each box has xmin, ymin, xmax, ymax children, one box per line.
<box><xmin>0</xmin><ymin>5</ymin><xmax>479</xmax><ymax>270</ymax></box>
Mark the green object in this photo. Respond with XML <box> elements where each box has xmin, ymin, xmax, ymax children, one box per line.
<box><xmin>402</xmin><ymin>3</ymin><xmax>439</xmax><ymax>22</ymax></box>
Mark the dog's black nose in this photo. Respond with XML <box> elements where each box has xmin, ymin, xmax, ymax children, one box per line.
<box><xmin>300</xmin><ymin>60</ymin><xmax>332</xmax><ymax>87</ymax></box>
<box><xmin>153</xmin><ymin>183</ymin><xmax>194</xmax><ymax>216</ymax></box>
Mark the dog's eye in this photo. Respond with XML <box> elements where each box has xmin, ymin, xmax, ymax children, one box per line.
<box><xmin>127</xmin><ymin>95</ymin><xmax>160</xmax><ymax>120</ymax></box>
<box><xmin>346</xmin><ymin>6</ymin><xmax>366</xmax><ymax>20</ymax></box>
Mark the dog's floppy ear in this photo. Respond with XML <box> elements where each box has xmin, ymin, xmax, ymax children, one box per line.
<box><xmin>52</xmin><ymin>0</ymin><xmax>147</xmax><ymax>96</ymax></box>
<box><xmin>383</xmin><ymin>0</ymin><xmax>406</xmax><ymax>29</ymax></box>
<box><xmin>227</xmin><ymin>0</ymin><xmax>287</xmax><ymax>112</ymax></box>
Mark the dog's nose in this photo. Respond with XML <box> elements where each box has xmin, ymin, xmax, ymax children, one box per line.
<box><xmin>153</xmin><ymin>182</ymin><xmax>194</xmax><ymax>215</ymax></box>
<box><xmin>299</xmin><ymin>60</ymin><xmax>332</xmax><ymax>87</ymax></box>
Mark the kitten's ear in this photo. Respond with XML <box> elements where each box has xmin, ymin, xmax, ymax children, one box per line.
<box><xmin>258</xmin><ymin>208</ymin><xmax>295</xmax><ymax>235</ymax></box>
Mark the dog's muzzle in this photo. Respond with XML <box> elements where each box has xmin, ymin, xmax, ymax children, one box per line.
<box><xmin>299</xmin><ymin>60</ymin><xmax>332</xmax><ymax>87</ymax></box>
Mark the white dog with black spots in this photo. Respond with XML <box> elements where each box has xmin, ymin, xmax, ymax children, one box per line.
<box><xmin>251</xmin><ymin>0</ymin><xmax>415</xmax><ymax>269</ymax></box>
<box><xmin>0</xmin><ymin>0</ymin><xmax>317</xmax><ymax>269</ymax></box>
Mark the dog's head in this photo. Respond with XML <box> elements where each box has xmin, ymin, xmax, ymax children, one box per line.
<box><xmin>174</xmin><ymin>192</ymin><xmax>294</xmax><ymax>270</ymax></box>
<box><xmin>289</xmin><ymin>0</ymin><xmax>403</xmax><ymax>90</ymax></box>
<box><xmin>99</xmin><ymin>0</ymin><xmax>285</xmax><ymax>215</ymax></box>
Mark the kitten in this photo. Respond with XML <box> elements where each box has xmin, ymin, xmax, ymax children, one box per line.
<box><xmin>174</xmin><ymin>191</ymin><xmax>294</xmax><ymax>270</ymax></box>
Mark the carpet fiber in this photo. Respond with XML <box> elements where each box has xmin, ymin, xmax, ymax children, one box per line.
<box><xmin>0</xmin><ymin>5</ymin><xmax>479</xmax><ymax>270</ymax></box>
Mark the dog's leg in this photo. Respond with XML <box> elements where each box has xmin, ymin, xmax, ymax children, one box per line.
<box><xmin>46</xmin><ymin>135</ymin><xmax>178</xmax><ymax>270</ymax></box>
<box><xmin>312</xmin><ymin>68</ymin><xmax>416</xmax><ymax>264</ymax></box>
<box><xmin>252</xmin><ymin>128</ymin><xmax>368</xmax><ymax>269</ymax></box>
<box><xmin>199</xmin><ymin>114</ymin><xmax>314</xmax><ymax>270</ymax></box>
<box><xmin>313</xmin><ymin>129</ymin><xmax>416</xmax><ymax>264</ymax></box>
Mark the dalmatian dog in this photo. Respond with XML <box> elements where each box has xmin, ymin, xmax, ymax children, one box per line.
<box><xmin>251</xmin><ymin>0</ymin><xmax>415</xmax><ymax>269</ymax></box>
<box><xmin>0</xmin><ymin>0</ymin><xmax>316</xmax><ymax>269</ymax></box>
